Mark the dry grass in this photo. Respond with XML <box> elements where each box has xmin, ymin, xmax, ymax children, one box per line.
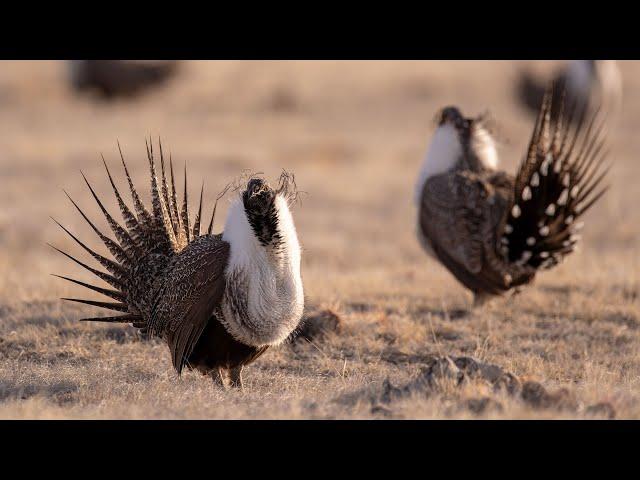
<box><xmin>0</xmin><ymin>60</ymin><xmax>638</xmax><ymax>419</ymax></box>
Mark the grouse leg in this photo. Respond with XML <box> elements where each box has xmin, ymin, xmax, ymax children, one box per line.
<box><xmin>473</xmin><ymin>291</ymin><xmax>495</xmax><ymax>308</ymax></box>
<box><xmin>229</xmin><ymin>366</ymin><xmax>244</xmax><ymax>390</ymax></box>
<box><xmin>210</xmin><ymin>367</ymin><xmax>229</xmax><ymax>389</ymax></box>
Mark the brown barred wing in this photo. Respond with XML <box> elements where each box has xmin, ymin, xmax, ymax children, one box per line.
<box><xmin>419</xmin><ymin>170</ymin><xmax>517</xmax><ymax>294</ymax></box>
<box><xmin>149</xmin><ymin>235</ymin><xmax>230</xmax><ymax>375</ymax></box>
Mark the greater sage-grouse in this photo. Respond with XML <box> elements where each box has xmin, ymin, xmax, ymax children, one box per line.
<box><xmin>51</xmin><ymin>141</ymin><xmax>304</xmax><ymax>388</ymax></box>
<box><xmin>517</xmin><ymin>60</ymin><xmax>622</xmax><ymax>122</ymax></box>
<box><xmin>68</xmin><ymin>61</ymin><xmax>179</xmax><ymax>99</ymax></box>
<box><xmin>414</xmin><ymin>85</ymin><xmax>610</xmax><ymax>306</ymax></box>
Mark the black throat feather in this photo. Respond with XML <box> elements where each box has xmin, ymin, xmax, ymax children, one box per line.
<box><xmin>240</xmin><ymin>171</ymin><xmax>299</xmax><ymax>250</ymax></box>
<box><xmin>244</xmin><ymin>199</ymin><xmax>282</xmax><ymax>248</ymax></box>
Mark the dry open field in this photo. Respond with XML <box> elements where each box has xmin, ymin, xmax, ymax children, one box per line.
<box><xmin>0</xmin><ymin>60</ymin><xmax>638</xmax><ymax>419</ymax></box>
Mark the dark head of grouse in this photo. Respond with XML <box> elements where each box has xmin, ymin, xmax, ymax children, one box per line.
<box><xmin>416</xmin><ymin>83</ymin><xmax>610</xmax><ymax>307</ymax></box>
<box><xmin>50</xmin><ymin>140</ymin><xmax>304</xmax><ymax>389</ymax></box>
<box><xmin>435</xmin><ymin>106</ymin><xmax>472</xmax><ymax>141</ymax></box>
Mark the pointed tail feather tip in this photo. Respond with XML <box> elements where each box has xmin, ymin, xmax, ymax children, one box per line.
<box><xmin>504</xmin><ymin>88</ymin><xmax>609</xmax><ymax>269</ymax></box>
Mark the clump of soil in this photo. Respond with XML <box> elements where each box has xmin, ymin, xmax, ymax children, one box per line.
<box><xmin>294</xmin><ymin>309</ymin><xmax>342</xmax><ymax>344</ymax></box>
<box><xmin>339</xmin><ymin>354</ymin><xmax>615</xmax><ymax>418</ymax></box>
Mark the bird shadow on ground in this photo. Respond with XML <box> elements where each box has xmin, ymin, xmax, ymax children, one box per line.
<box><xmin>407</xmin><ymin>305</ymin><xmax>471</xmax><ymax>322</ymax></box>
<box><xmin>343</xmin><ymin>300</ymin><xmax>471</xmax><ymax>321</ymax></box>
<box><xmin>0</xmin><ymin>379</ymin><xmax>78</xmax><ymax>405</ymax></box>
<box><xmin>0</xmin><ymin>336</ymin><xmax>90</xmax><ymax>366</ymax></box>
<box><xmin>57</xmin><ymin>325</ymin><xmax>144</xmax><ymax>345</ymax></box>
<box><xmin>333</xmin><ymin>354</ymin><xmax>616</xmax><ymax>419</ymax></box>
<box><xmin>518</xmin><ymin>306</ymin><xmax>639</xmax><ymax>331</ymax></box>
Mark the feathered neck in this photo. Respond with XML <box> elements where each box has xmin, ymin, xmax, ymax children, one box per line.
<box><xmin>415</xmin><ymin>122</ymin><xmax>498</xmax><ymax>205</ymax></box>
<box><xmin>220</xmin><ymin>194</ymin><xmax>304</xmax><ymax>347</ymax></box>
<box><xmin>415</xmin><ymin>124</ymin><xmax>462</xmax><ymax>204</ymax></box>
<box><xmin>469</xmin><ymin>123</ymin><xmax>498</xmax><ymax>171</ymax></box>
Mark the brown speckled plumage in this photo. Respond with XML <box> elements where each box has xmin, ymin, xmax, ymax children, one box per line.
<box><xmin>51</xmin><ymin>140</ymin><xmax>275</xmax><ymax>384</ymax></box>
<box><xmin>418</xmin><ymin>84</ymin><xmax>610</xmax><ymax>303</ymax></box>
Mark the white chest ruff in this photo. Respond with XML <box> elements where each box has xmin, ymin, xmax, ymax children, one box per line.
<box><xmin>415</xmin><ymin>121</ymin><xmax>497</xmax><ymax>262</ymax></box>
<box><xmin>414</xmin><ymin>124</ymin><xmax>462</xmax><ymax>206</ymax></box>
<box><xmin>220</xmin><ymin>196</ymin><xmax>304</xmax><ymax>347</ymax></box>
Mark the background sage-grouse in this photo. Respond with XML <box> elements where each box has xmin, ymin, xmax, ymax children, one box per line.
<box><xmin>517</xmin><ymin>60</ymin><xmax>622</xmax><ymax>122</ymax></box>
<box><xmin>414</xmin><ymin>85</ymin><xmax>610</xmax><ymax>306</ymax></box>
<box><xmin>51</xmin><ymin>141</ymin><xmax>304</xmax><ymax>388</ymax></box>
<box><xmin>68</xmin><ymin>61</ymin><xmax>179</xmax><ymax>99</ymax></box>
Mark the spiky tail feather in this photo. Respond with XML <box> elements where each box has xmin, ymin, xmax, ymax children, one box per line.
<box><xmin>499</xmin><ymin>83</ymin><xmax>610</xmax><ymax>271</ymax></box>
<box><xmin>50</xmin><ymin>139</ymin><xmax>228</xmax><ymax>327</ymax></box>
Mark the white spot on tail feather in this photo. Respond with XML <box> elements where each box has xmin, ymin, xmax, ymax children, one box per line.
<box><xmin>522</xmin><ymin>186</ymin><xmax>532</xmax><ymax>201</ymax></box>
<box><xmin>531</xmin><ymin>172</ymin><xmax>540</xmax><ymax>187</ymax></box>
<box><xmin>546</xmin><ymin>204</ymin><xmax>556</xmax><ymax>216</ymax></box>
<box><xmin>540</xmin><ymin>159</ymin><xmax>550</xmax><ymax>176</ymax></box>
<box><xmin>511</xmin><ymin>204</ymin><xmax>521</xmax><ymax>218</ymax></box>
<box><xmin>519</xmin><ymin>251</ymin><xmax>532</xmax><ymax>264</ymax></box>
<box><xmin>558</xmin><ymin>189</ymin><xmax>569</xmax><ymax>206</ymax></box>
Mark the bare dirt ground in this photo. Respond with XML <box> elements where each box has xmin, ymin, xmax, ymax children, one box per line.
<box><xmin>0</xmin><ymin>60</ymin><xmax>638</xmax><ymax>419</ymax></box>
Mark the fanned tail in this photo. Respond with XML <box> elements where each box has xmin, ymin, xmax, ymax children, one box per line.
<box><xmin>51</xmin><ymin>139</ymin><xmax>228</xmax><ymax>327</ymax></box>
<box><xmin>499</xmin><ymin>82</ymin><xmax>610</xmax><ymax>271</ymax></box>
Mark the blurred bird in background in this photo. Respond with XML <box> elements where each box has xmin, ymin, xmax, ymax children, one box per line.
<box><xmin>517</xmin><ymin>60</ymin><xmax>622</xmax><ymax>122</ymax></box>
<box><xmin>415</xmin><ymin>84</ymin><xmax>610</xmax><ymax>306</ymax></box>
<box><xmin>67</xmin><ymin>60</ymin><xmax>179</xmax><ymax>99</ymax></box>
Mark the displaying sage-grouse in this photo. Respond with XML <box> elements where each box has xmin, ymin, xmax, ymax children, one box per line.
<box><xmin>414</xmin><ymin>85</ymin><xmax>610</xmax><ymax>306</ymax></box>
<box><xmin>50</xmin><ymin>141</ymin><xmax>304</xmax><ymax>388</ymax></box>
<box><xmin>68</xmin><ymin>61</ymin><xmax>179</xmax><ymax>99</ymax></box>
<box><xmin>517</xmin><ymin>60</ymin><xmax>622</xmax><ymax>122</ymax></box>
